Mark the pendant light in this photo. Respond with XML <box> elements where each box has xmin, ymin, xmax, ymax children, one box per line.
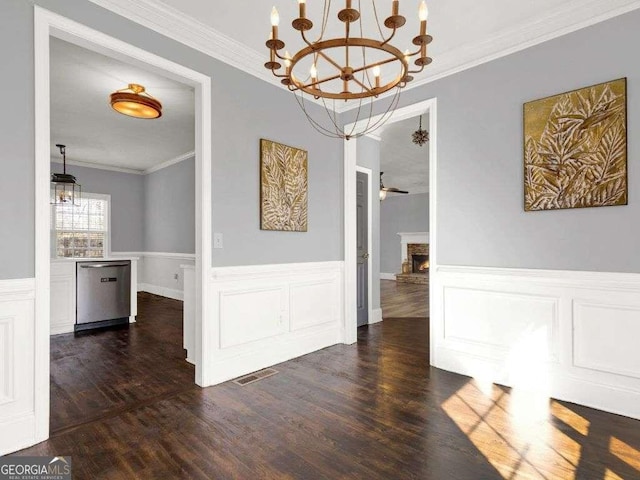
<box><xmin>51</xmin><ymin>144</ymin><xmax>81</xmax><ymax>207</ymax></box>
<box><xmin>379</xmin><ymin>172</ymin><xmax>408</xmax><ymax>201</ymax></box>
<box><xmin>412</xmin><ymin>115</ymin><xmax>429</xmax><ymax>146</ymax></box>
<box><xmin>110</xmin><ymin>83</ymin><xmax>162</xmax><ymax>119</ymax></box>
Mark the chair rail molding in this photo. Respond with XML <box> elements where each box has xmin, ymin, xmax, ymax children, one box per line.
<box><xmin>432</xmin><ymin>264</ymin><xmax>640</xmax><ymax>420</ymax></box>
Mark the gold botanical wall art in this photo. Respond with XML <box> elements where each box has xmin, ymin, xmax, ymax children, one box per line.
<box><xmin>524</xmin><ymin>78</ymin><xmax>627</xmax><ymax>212</ymax></box>
<box><xmin>260</xmin><ymin>139</ymin><xmax>308</xmax><ymax>231</ymax></box>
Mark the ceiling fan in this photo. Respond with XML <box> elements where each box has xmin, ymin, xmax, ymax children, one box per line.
<box><xmin>379</xmin><ymin>172</ymin><xmax>409</xmax><ymax>201</ymax></box>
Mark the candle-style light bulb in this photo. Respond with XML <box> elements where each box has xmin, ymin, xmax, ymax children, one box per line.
<box><xmin>418</xmin><ymin>1</ymin><xmax>428</xmax><ymax>21</ymax></box>
<box><xmin>284</xmin><ymin>51</ymin><xmax>292</xmax><ymax>70</ymax></box>
<box><xmin>298</xmin><ymin>0</ymin><xmax>307</xmax><ymax>18</ymax></box>
<box><xmin>310</xmin><ymin>63</ymin><xmax>318</xmax><ymax>79</ymax></box>
<box><xmin>373</xmin><ymin>65</ymin><xmax>381</xmax><ymax>88</ymax></box>
<box><xmin>404</xmin><ymin>49</ymin><xmax>410</xmax><ymax>62</ymax></box>
<box><xmin>270</xmin><ymin>6</ymin><xmax>280</xmax><ymax>26</ymax></box>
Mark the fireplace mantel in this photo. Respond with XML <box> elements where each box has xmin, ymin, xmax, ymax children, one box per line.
<box><xmin>398</xmin><ymin>232</ymin><xmax>429</xmax><ymax>266</ymax></box>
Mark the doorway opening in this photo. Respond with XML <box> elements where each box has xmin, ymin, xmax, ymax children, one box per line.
<box><xmin>34</xmin><ymin>7</ymin><xmax>212</xmax><ymax>443</ymax></box>
<box><xmin>343</xmin><ymin>98</ymin><xmax>437</xmax><ymax>361</ymax></box>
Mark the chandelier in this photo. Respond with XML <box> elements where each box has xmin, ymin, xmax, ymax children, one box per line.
<box><xmin>265</xmin><ymin>0</ymin><xmax>433</xmax><ymax>140</ymax></box>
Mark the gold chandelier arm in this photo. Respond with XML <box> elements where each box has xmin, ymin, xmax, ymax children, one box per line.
<box><xmin>316</xmin><ymin>51</ymin><xmax>346</xmax><ymax>74</ymax></box>
<box><xmin>380</xmin><ymin>27</ymin><xmax>397</xmax><ymax>47</ymax></box>
<box><xmin>304</xmin><ymin>71</ymin><xmax>343</xmax><ymax>89</ymax></box>
<box><xmin>408</xmin><ymin>64</ymin><xmax>425</xmax><ymax>75</ymax></box>
<box><xmin>351</xmin><ymin>76</ymin><xmax>374</xmax><ymax>95</ymax></box>
<box><xmin>300</xmin><ymin>30</ymin><xmax>315</xmax><ymax>48</ymax></box>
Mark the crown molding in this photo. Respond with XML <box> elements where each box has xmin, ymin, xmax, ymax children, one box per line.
<box><xmin>51</xmin><ymin>158</ymin><xmax>143</xmax><ymax>175</ymax></box>
<box><xmin>336</xmin><ymin>0</ymin><xmax>640</xmax><ymax>112</ymax></box>
<box><xmin>89</xmin><ymin>0</ymin><xmax>640</xmax><ymax>116</ymax></box>
<box><xmin>51</xmin><ymin>150</ymin><xmax>195</xmax><ymax>175</ymax></box>
<box><xmin>144</xmin><ymin>150</ymin><xmax>194</xmax><ymax>174</ymax></box>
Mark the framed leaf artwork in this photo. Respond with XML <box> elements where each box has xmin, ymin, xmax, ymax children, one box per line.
<box><xmin>524</xmin><ymin>78</ymin><xmax>627</xmax><ymax>212</ymax></box>
<box><xmin>260</xmin><ymin>139</ymin><xmax>308</xmax><ymax>231</ymax></box>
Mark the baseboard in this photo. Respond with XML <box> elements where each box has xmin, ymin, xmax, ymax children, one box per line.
<box><xmin>369</xmin><ymin>308</ymin><xmax>383</xmax><ymax>324</ymax></box>
<box><xmin>138</xmin><ymin>283</ymin><xmax>184</xmax><ymax>301</ymax></box>
<box><xmin>0</xmin><ymin>413</ymin><xmax>37</xmax><ymax>456</ymax></box>
<box><xmin>433</xmin><ymin>264</ymin><xmax>640</xmax><ymax>420</ymax></box>
<box><xmin>380</xmin><ymin>273</ymin><xmax>396</xmax><ymax>281</ymax></box>
<box><xmin>205</xmin><ymin>324</ymin><xmax>340</xmax><ymax>386</ymax></box>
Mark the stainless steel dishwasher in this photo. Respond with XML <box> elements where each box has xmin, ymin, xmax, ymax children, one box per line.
<box><xmin>76</xmin><ymin>260</ymin><xmax>131</xmax><ymax>331</ymax></box>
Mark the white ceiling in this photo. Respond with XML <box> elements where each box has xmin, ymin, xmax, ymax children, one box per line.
<box><xmin>50</xmin><ymin>37</ymin><xmax>195</xmax><ymax>171</ymax></box>
<box><xmin>151</xmin><ymin>0</ymin><xmax>627</xmax><ymax>93</ymax></box>
<box><xmin>380</xmin><ymin>115</ymin><xmax>429</xmax><ymax>196</ymax></box>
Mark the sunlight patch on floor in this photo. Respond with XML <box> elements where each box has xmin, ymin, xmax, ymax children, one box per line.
<box><xmin>442</xmin><ymin>381</ymin><xmax>584</xmax><ymax>479</ymax></box>
<box><xmin>609</xmin><ymin>436</ymin><xmax>640</xmax><ymax>472</ymax></box>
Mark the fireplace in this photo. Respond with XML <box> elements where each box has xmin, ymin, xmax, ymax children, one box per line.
<box><xmin>411</xmin><ymin>254</ymin><xmax>429</xmax><ymax>274</ymax></box>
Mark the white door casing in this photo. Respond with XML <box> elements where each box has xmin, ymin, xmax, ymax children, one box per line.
<box><xmin>30</xmin><ymin>6</ymin><xmax>212</xmax><ymax>453</ymax></box>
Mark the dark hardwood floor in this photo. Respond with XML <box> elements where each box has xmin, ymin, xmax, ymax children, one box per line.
<box><xmin>381</xmin><ymin>278</ymin><xmax>428</xmax><ymax>318</ymax></box>
<box><xmin>15</xmin><ymin>294</ymin><xmax>640</xmax><ymax>479</ymax></box>
<box><xmin>50</xmin><ymin>292</ymin><xmax>195</xmax><ymax>434</ymax></box>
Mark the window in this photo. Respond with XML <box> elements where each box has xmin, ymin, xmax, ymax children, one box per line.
<box><xmin>52</xmin><ymin>193</ymin><xmax>110</xmax><ymax>258</ymax></box>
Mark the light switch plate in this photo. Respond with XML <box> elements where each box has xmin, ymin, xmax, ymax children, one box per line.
<box><xmin>213</xmin><ymin>233</ymin><xmax>224</xmax><ymax>249</ymax></box>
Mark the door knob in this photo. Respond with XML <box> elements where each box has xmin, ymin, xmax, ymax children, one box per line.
<box><xmin>362</xmin><ymin>253</ymin><xmax>370</xmax><ymax>259</ymax></box>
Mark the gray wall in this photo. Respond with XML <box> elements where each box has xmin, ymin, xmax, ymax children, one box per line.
<box><xmin>144</xmin><ymin>157</ymin><xmax>195</xmax><ymax>253</ymax></box>
<box><xmin>0</xmin><ymin>0</ymin><xmax>342</xmax><ymax>279</ymax></box>
<box><xmin>380</xmin><ymin>193</ymin><xmax>429</xmax><ymax>274</ymax></box>
<box><xmin>356</xmin><ymin>137</ymin><xmax>381</xmax><ymax>310</ymax></box>
<box><xmin>50</xmin><ymin>162</ymin><xmax>145</xmax><ymax>252</ymax></box>
<box><xmin>345</xmin><ymin>10</ymin><xmax>640</xmax><ymax>273</ymax></box>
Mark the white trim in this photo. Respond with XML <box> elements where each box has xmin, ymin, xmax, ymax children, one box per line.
<box><xmin>0</xmin><ymin>278</ymin><xmax>36</xmax><ymax>299</ymax></box>
<box><xmin>112</xmin><ymin>251</ymin><xmax>196</xmax><ymax>261</ymax></box>
<box><xmin>138</xmin><ymin>283</ymin><xmax>184</xmax><ymax>301</ymax></box>
<box><xmin>369</xmin><ymin>308</ymin><xmax>383</xmax><ymax>325</ymax></box>
<box><xmin>380</xmin><ymin>273</ymin><xmax>396</xmax><ymax>281</ymax></box>
<box><xmin>144</xmin><ymin>150</ymin><xmax>195</xmax><ymax>175</ymax></box>
<box><xmin>356</xmin><ymin>166</ymin><xmax>374</xmax><ymax>326</ymax></box>
<box><xmin>344</xmin><ymin>99</ymin><xmax>437</xmax><ymax>357</ymax></box>
<box><xmin>89</xmin><ymin>0</ymin><xmax>640</xmax><ymax>114</ymax></box>
<box><xmin>51</xmin><ymin>150</ymin><xmax>196</xmax><ymax>176</ymax></box>
<box><xmin>33</xmin><ymin>6</ymin><xmax>212</xmax><ymax>452</ymax></box>
<box><xmin>51</xmin><ymin>159</ymin><xmax>143</xmax><ymax>175</ymax></box>
<box><xmin>211</xmin><ymin>261</ymin><xmax>344</xmax><ymax>281</ymax></box>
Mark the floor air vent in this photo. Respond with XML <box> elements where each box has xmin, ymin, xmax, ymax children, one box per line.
<box><xmin>233</xmin><ymin>368</ymin><xmax>279</xmax><ymax>386</ymax></box>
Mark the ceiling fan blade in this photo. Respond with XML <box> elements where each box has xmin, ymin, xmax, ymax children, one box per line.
<box><xmin>384</xmin><ymin>187</ymin><xmax>409</xmax><ymax>194</ymax></box>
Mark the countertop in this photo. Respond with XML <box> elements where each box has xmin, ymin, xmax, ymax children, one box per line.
<box><xmin>51</xmin><ymin>256</ymin><xmax>140</xmax><ymax>263</ymax></box>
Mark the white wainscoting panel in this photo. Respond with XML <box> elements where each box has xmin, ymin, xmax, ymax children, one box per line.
<box><xmin>0</xmin><ymin>278</ymin><xmax>36</xmax><ymax>456</ymax></box>
<box><xmin>219</xmin><ymin>286</ymin><xmax>288</xmax><ymax>348</ymax></box>
<box><xmin>573</xmin><ymin>301</ymin><xmax>640</xmax><ymax>380</ymax></box>
<box><xmin>201</xmin><ymin>261</ymin><xmax>344</xmax><ymax>386</ymax></box>
<box><xmin>433</xmin><ymin>266</ymin><xmax>640</xmax><ymax>420</ymax></box>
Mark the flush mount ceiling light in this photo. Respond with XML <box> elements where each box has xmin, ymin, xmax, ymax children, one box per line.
<box><xmin>110</xmin><ymin>83</ymin><xmax>162</xmax><ymax>119</ymax></box>
<box><xmin>412</xmin><ymin>114</ymin><xmax>429</xmax><ymax>146</ymax></box>
<box><xmin>379</xmin><ymin>172</ymin><xmax>408</xmax><ymax>200</ymax></box>
<box><xmin>265</xmin><ymin>0</ymin><xmax>433</xmax><ymax>140</ymax></box>
<box><xmin>51</xmin><ymin>144</ymin><xmax>81</xmax><ymax>207</ymax></box>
